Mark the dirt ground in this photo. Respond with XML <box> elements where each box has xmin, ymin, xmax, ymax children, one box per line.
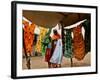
<box><xmin>22</xmin><ymin>52</ymin><xmax>91</xmax><ymax>69</ymax></box>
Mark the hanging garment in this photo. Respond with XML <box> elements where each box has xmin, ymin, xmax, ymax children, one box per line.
<box><xmin>50</xmin><ymin>39</ymin><xmax>63</xmax><ymax>64</ymax></box>
<box><xmin>23</xmin><ymin>22</ymin><xmax>36</xmax><ymax>55</ymax></box>
<box><xmin>35</xmin><ymin>27</ymin><xmax>48</xmax><ymax>54</ymax></box>
<box><xmin>64</xmin><ymin>29</ymin><xmax>73</xmax><ymax>58</ymax></box>
<box><xmin>41</xmin><ymin>29</ymin><xmax>51</xmax><ymax>56</ymax></box>
<box><xmin>34</xmin><ymin>25</ymin><xmax>40</xmax><ymax>35</ymax></box>
<box><xmin>82</xmin><ymin>20</ymin><xmax>91</xmax><ymax>53</ymax></box>
<box><xmin>50</xmin><ymin>23</ymin><xmax>62</xmax><ymax>37</ymax></box>
<box><xmin>73</xmin><ymin>25</ymin><xmax>85</xmax><ymax>60</ymax></box>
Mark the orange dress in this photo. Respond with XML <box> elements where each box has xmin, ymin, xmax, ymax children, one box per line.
<box><xmin>73</xmin><ymin>25</ymin><xmax>85</xmax><ymax>60</ymax></box>
<box><xmin>23</xmin><ymin>23</ymin><xmax>35</xmax><ymax>55</ymax></box>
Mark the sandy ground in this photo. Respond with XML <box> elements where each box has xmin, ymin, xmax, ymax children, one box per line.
<box><xmin>22</xmin><ymin>52</ymin><xmax>91</xmax><ymax>69</ymax></box>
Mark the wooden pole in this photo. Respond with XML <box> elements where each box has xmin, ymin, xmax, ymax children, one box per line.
<box><xmin>71</xmin><ymin>58</ymin><xmax>73</xmax><ymax>67</ymax></box>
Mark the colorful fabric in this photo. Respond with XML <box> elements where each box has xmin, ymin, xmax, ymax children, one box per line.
<box><xmin>73</xmin><ymin>25</ymin><xmax>85</xmax><ymax>60</ymax></box>
<box><xmin>35</xmin><ymin>27</ymin><xmax>48</xmax><ymax>54</ymax></box>
<box><xmin>52</xmin><ymin>34</ymin><xmax>61</xmax><ymax>40</ymax></box>
<box><xmin>64</xmin><ymin>29</ymin><xmax>73</xmax><ymax>58</ymax></box>
<box><xmin>45</xmin><ymin>48</ymin><xmax>52</xmax><ymax>62</ymax></box>
<box><xmin>50</xmin><ymin>39</ymin><xmax>63</xmax><ymax>64</ymax></box>
<box><xmin>23</xmin><ymin>22</ymin><xmax>35</xmax><ymax>55</ymax></box>
<box><xmin>50</xmin><ymin>33</ymin><xmax>61</xmax><ymax>58</ymax></box>
<box><xmin>41</xmin><ymin>29</ymin><xmax>51</xmax><ymax>56</ymax></box>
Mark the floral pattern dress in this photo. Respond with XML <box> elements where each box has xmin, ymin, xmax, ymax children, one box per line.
<box><xmin>23</xmin><ymin>22</ymin><xmax>36</xmax><ymax>55</ymax></box>
<box><xmin>35</xmin><ymin>27</ymin><xmax>48</xmax><ymax>54</ymax></box>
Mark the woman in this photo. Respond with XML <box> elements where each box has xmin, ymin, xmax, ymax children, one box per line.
<box><xmin>50</xmin><ymin>29</ymin><xmax>62</xmax><ymax>68</ymax></box>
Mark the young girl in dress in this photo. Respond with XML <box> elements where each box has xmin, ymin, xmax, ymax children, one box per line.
<box><xmin>45</xmin><ymin>36</ymin><xmax>52</xmax><ymax>68</ymax></box>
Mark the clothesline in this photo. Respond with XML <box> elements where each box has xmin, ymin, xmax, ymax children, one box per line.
<box><xmin>23</xmin><ymin>16</ymin><xmax>87</xmax><ymax>29</ymax></box>
<box><xmin>23</xmin><ymin>17</ymin><xmax>32</xmax><ymax>25</ymax></box>
<box><xmin>64</xmin><ymin>19</ymin><xmax>87</xmax><ymax>29</ymax></box>
<box><xmin>23</xmin><ymin>17</ymin><xmax>86</xmax><ymax>38</ymax></box>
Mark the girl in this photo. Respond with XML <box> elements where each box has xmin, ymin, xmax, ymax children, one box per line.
<box><xmin>45</xmin><ymin>36</ymin><xmax>52</xmax><ymax>68</ymax></box>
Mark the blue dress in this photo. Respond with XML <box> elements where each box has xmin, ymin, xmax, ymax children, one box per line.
<box><xmin>50</xmin><ymin>39</ymin><xmax>63</xmax><ymax>64</ymax></box>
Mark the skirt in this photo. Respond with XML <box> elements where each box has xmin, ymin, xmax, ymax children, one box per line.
<box><xmin>45</xmin><ymin>48</ymin><xmax>52</xmax><ymax>62</ymax></box>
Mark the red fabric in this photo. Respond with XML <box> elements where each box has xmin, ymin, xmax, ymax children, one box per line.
<box><xmin>45</xmin><ymin>34</ymin><xmax>61</xmax><ymax>62</ymax></box>
<box><xmin>45</xmin><ymin>48</ymin><xmax>52</xmax><ymax>62</ymax></box>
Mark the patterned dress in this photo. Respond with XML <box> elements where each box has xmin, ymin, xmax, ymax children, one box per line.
<box><xmin>73</xmin><ymin>25</ymin><xmax>85</xmax><ymax>60</ymax></box>
<box><xmin>64</xmin><ymin>29</ymin><xmax>73</xmax><ymax>58</ymax></box>
<box><xmin>42</xmin><ymin>29</ymin><xmax>51</xmax><ymax>56</ymax></box>
<box><xmin>35</xmin><ymin>27</ymin><xmax>48</xmax><ymax>54</ymax></box>
<box><xmin>23</xmin><ymin>23</ymin><xmax>35</xmax><ymax>55</ymax></box>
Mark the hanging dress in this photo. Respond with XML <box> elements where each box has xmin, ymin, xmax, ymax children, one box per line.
<box><xmin>50</xmin><ymin>39</ymin><xmax>63</xmax><ymax>64</ymax></box>
<box><xmin>64</xmin><ymin>29</ymin><xmax>73</xmax><ymax>58</ymax></box>
<box><xmin>23</xmin><ymin>22</ymin><xmax>36</xmax><ymax>55</ymax></box>
<box><xmin>35</xmin><ymin>27</ymin><xmax>48</xmax><ymax>54</ymax></box>
<box><xmin>41</xmin><ymin>29</ymin><xmax>51</xmax><ymax>56</ymax></box>
<box><xmin>73</xmin><ymin>25</ymin><xmax>85</xmax><ymax>60</ymax></box>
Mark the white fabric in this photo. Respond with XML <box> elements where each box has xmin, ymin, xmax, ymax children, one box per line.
<box><xmin>64</xmin><ymin>19</ymin><xmax>87</xmax><ymax>29</ymax></box>
<box><xmin>50</xmin><ymin>39</ymin><xmax>63</xmax><ymax>64</ymax></box>
<box><xmin>50</xmin><ymin>23</ymin><xmax>62</xmax><ymax>37</ymax></box>
<box><xmin>23</xmin><ymin>17</ymin><xmax>32</xmax><ymax>25</ymax></box>
<box><xmin>34</xmin><ymin>25</ymin><xmax>40</xmax><ymax>35</ymax></box>
<box><xmin>71</xmin><ymin>26</ymin><xmax>85</xmax><ymax>39</ymax></box>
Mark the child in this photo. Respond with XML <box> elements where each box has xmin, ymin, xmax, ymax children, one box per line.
<box><xmin>45</xmin><ymin>36</ymin><xmax>52</xmax><ymax>68</ymax></box>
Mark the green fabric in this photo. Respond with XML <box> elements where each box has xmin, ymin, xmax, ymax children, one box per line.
<box><xmin>41</xmin><ymin>29</ymin><xmax>51</xmax><ymax>56</ymax></box>
<box><xmin>64</xmin><ymin>29</ymin><xmax>73</xmax><ymax>58</ymax></box>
